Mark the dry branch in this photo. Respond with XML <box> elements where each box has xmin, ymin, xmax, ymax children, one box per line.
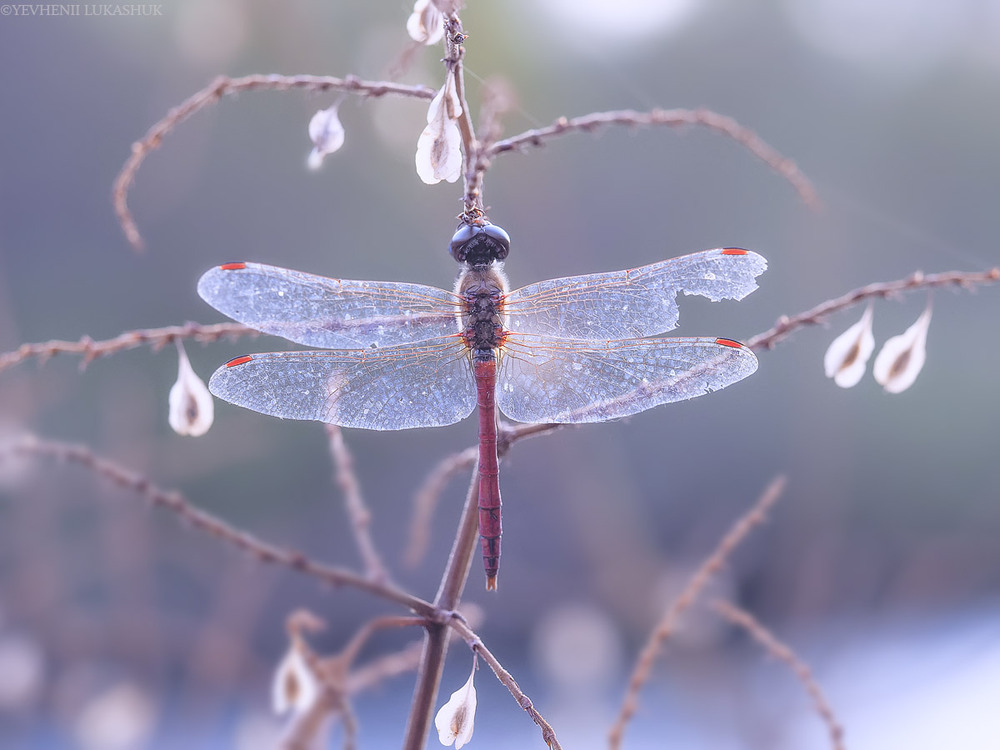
<box><xmin>406</xmin><ymin>421</ymin><xmax>558</xmax><ymax>568</ymax></box>
<box><xmin>449</xmin><ymin>616</ymin><xmax>561</xmax><ymax>750</ymax></box>
<box><xmin>714</xmin><ymin>600</ymin><xmax>846</xmax><ymax>750</ymax></box>
<box><xmin>475</xmin><ymin>108</ymin><xmax>819</xmax><ymax>209</ymax></box>
<box><xmin>0</xmin><ymin>436</ymin><xmax>435</xmax><ymax>618</ymax></box>
<box><xmin>326</xmin><ymin>425</ymin><xmax>390</xmax><ymax>584</ymax></box>
<box><xmin>609</xmin><ymin>475</ymin><xmax>787</xmax><ymax>749</ymax></box>
<box><xmin>0</xmin><ymin>322</ymin><xmax>255</xmax><ymax>374</ymax></box>
<box><xmin>748</xmin><ymin>268</ymin><xmax>1000</xmax><ymax>351</ymax></box>
<box><xmin>113</xmin><ymin>74</ymin><xmax>435</xmax><ymax>250</ymax></box>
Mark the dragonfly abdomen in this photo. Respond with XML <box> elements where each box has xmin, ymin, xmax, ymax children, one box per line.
<box><xmin>473</xmin><ymin>350</ymin><xmax>502</xmax><ymax>590</ymax></box>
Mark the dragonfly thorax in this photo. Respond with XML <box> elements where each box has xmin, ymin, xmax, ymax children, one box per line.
<box><xmin>456</xmin><ymin>264</ymin><xmax>509</xmax><ymax>352</ymax></box>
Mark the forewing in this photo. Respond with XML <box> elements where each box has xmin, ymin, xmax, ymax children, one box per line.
<box><xmin>209</xmin><ymin>338</ymin><xmax>476</xmax><ymax>430</ymax></box>
<box><xmin>198</xmin><ymin>262</ymin><xmax>460</xmax><ymax>348</ymax></box>
<box><xmin>497</xmin><ymin>334</ymin><xmax>757</xmax><ymax>424</ymax></box>
<box><xmin>504</xmin><ymin>248</ymin><xmax>766</xmax><ymax>339</ymax></box>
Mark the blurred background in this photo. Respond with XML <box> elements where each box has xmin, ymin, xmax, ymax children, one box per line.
<box><xmin>1</xmin><ymin>0</ymin><xmax>999</xmax><ymax>748</ymax></box>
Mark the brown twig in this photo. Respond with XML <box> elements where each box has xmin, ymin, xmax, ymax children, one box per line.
<box><xmin>747</xmin><ymin>268</ymin><xmax>1000</xmax><ymax>351</ymax></box>
<box><xmin>476</xmin><ymin>78</ymin><xmax>514</xmax><ymax>155</ymax></box>
<box><xmin>0</xmin><ymin>322</ymin><xmax>255</xmax><ymax>374</ymax></box>
<box><xmin>286</xmin><ymin>606</ymin><xmax>481</xmax><ymax>750</ymax></box>
<box><xmin>8</xmin><ymin>269</ymin><xmax>995</xmax><ymax>379</ymax></box>
<box><xmin>608</xmin><ymin>475</ymin><xmax>787</xmax><ymax>750</ymax></box>
<box><xmin>480</xmin><ymin>108</ymin><xmax>820</xmax><ymax>208</ymax></box>
<box><xmin>449</xmin><ymin>616</ymin><xmax>562</xmax><ymax>750</ymax></box>
<box><xmin>441</xmin><ymin>14</ymin><xmax>483</xmax><ymax>219</ymax></box>
<box><xmin>325</xmin><ymin>425</ymin><xmax>390</xmax><ymax>584</ymax></box>
<box><xmin>113</xmin><ymin>74</ymin><xmax>436</xmax><ymax>250</ymax></box>
<box><xmin>285</xmin><ymin>613</ymin><xmax>428</xmax><ymax>750</ymax></box>
<box><xmin>404</xmin><ymin>420</ymin><xmax>562</xmax><ymax>748</ymax></box>
<box><xmin>406</xmin><ymin>446</ymin><xmax>478</xmax><ymax>568</ymax></box>
<box><xmin>348</xmin><ymin>640</ymin><xmax>424</xmax><ymax>694</ymax></box>
<box><xmin>402</xmin><ymin>465</ymin><xmax>481</xmax><ymax>750</ymax></box>
<box><xmin>713</xmin><ymin>600</ymin><xmax>846</xmax><ymax>750</ymax></box>
<box><xmin>405</xmin><ymin>421</ymin><xmax>557</xmax><ymax>569</ymax></box>
<box><xmin>0</xmin><ymin>436</ymin><xmax>437</xmax><ymax>618</ymax></box>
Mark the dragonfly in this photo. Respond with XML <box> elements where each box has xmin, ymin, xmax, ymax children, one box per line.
<box><xmin>197</xmin><ymin>223</ymin><xmax>766</xmax><ymax>589</ymax></box>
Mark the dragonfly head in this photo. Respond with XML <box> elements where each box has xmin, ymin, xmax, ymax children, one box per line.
<box><xmin>449</xmin><ymin>222</ymin><xmax>510</xmax><ymax>266</ymax></box>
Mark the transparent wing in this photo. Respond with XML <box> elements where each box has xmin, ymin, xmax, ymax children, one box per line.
<box><xmin>504</xmin><ymin>248</ymin><xmax>766</xmax><ymax>340</ymax></box>
<box><xmin>198</xmin><ymin>262</ymin><xmax>460</xmax><ymax>349</ymax></box>
<box><xmin>209</xmin><ymin>337</ymin><xmax>476</xmax><ymax>430</ymax></box>
<box><xmin>497</xmin><ymin>334</ymin><xmax>757</xmax><ymax>424</ymax></box>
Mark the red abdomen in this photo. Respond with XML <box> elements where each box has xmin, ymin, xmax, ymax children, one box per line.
<box><xmin>473</xmin><ymin>353</ymin><xmax>502</xmax><ymax>590</ymax></box>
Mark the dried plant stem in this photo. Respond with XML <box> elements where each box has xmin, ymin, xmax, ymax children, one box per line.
<box><xmin>348</xmin><ymin>640</ymin><xmax>424</xmax><ymax>694</ymax></box>
<box><xmin>0</xmin><ymin>322</ymin><xmax>255</xmax><ymax>374</ymax></box>
<box><xmin>326</xmin><ymin>425</ymin><xmax>390</xmax><ymax>584</ymax></box>
<box><xmin>608</xmin><ymin>475</ymin><xmax>787</xmax><ymax>750</ymax></box>
<box><xmin>402</xmin><ymin>466</ymin><xmax>481</xmax><ymax>750</ymax></box>
<box><xmin>6</xmin><ymin>269</ymin><xmax>995</xmax><ymax>378</ymax></box>
<box><xmin>287</xmin><ymin>614</ymin><xmax>428</xmax><ymax>750</ymax></box>
<box><xmin>1</xmin><ymin>436</ymin><xmax>436</xmax><ymax>618</ymax></box>
<box><xmin>747</xmin><ymin>267</ymin><xmax>1000</xmax><ymax>351</ymax></box>
<box><xmin>406</xmin><ymin>445</ymin><xmax>477</xmax><ymax>568</ymax></box>
<box><xmin>404</xmin><ymin>420</ymin><xmax>562</xmax><ymax>748</ymax></box>
<box><xmin>113</xmin><ymin>74</ymin><xmax>435</xmax><ymax>250</ymax></box>
<box><xmin>442</xmin><ymin>14</ymin><xmax>483</xmax><ymax>218</ymax></box>
<box><xmin>450</xmin><ymin>616</ymin><xmax>562</xmax><ymax>749</ymax></box>
<box><xmin>475</xmin><ymin>78</ymin><xmax>512</xmax><ymax>156</ymax></box>
<box><xmin>479</xmin><ymin>108</ymin><xmax>820</xmax><ymax>208</ymax></box>
<box><xmin>713</xmin><ymin>600</ymin><xmax>846</xmax><ymax>750</ymax></box>
<box><xmin>287</xmin><ymin>608</ymin><xmax>483</xmax><ymax>750</ymax></box>
<box><xmin>406</xmin><ymin>421</ymin><xmax>558</xmax><ymax>568</ymax></box>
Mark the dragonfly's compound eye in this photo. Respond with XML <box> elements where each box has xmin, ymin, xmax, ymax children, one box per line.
<box><xmin>482</xmin><ymin>224</ymin><xmax>510</xmax><ymax>260</ymax></box>
<box><xmin>449</xmin><ymin>224</ymin><xmax>478</xmax><ymax>262</ymax></box>
<box><xmin>449</xmin><ymin>223</ymin><xmax>511</xmax><ymax>265</ymax></box>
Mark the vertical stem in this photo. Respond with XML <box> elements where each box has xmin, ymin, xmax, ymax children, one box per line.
<box><xmin>403</xmin><ymin>15</ymin><xmax>490</xmax><ymax>750</ymax></box>
<box><xmin>401</xmin><ymin>623</ymin><xmax>449</xmax><ymax>750</ymax></box>
<box><xmin>401</xmin><ymin>463</ymin><xmax>481</xmax><ymax>750</ymax></box>
<box><xmin>434</xmin><ymin>460</ymin><xmax>483</xmax><ymax>610</ymax></box>
<box><xmin>443</xmin><ymin>14</ymin><xmax>483</xmax><ymax>217</ymax></box>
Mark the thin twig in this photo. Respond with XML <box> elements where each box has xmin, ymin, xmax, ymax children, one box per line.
<box><xmin>404</xmin><ymin>421</ymin><xmax>562</xmax><ymax>748</ymax></box>
<box><xmin>713</xmin><ymin>600</ymin><xmax>846</xmax><ymax>750</ymax></box>
<box><xmin>476</xmin><ymin>78</ymin><xmax>513</xmax><ymax>155</ymax></box>
<box><xmin>406</xmin><ymin>446</ymin><xmax>477</xmax><ymax>568</ymax></box>
<box><xmin>113</xmin><ymin>74</ymin><xmax>435</xmax><ymax>250</ymax></box>
<box><xmin>0</xmin><ymin>436</ymin><xmax>437</xmax><ymax>618</ymax></box>
<box><xmin>449</xmin><ymin>616</ymin><xmax>561</xmax><ymax>750</ymax></box>
<box><xmin>442</xmin><ymin>14</ymin><xmax>483</xmax><ymax>218</ymax></box>
<box><xmin>608</xmin><ymin>475</ymin><xmax>787</xmax><ymax>750</ymax></box>
<box><xmin>481</xmin><ymin>108</ymin><xmax>820</xmax><ymax>208</ymax></box>
<box><xmin>326</xmin><ymin>425</ymin><xmax>390</xmax><ymax>584</ymax></box>
<box><xmin>286</xmin><ymin>606</ymin><xmax>479</xmax><ymax>750</ymax></box>
<box><xmin>0</xmin><ymin>322</ymin><xmax>255</xmax><ymax>374</ymax></box>
<box><xmin>747</xmin><ymin>268</ymin><xmax>1000</xmax><ymax>351</ymax></box>
<box><xmin>402</xmin><ymin>466</ymin><xmax>481</xmax><ymax>750</ymax></box>
<box><xmin>405</xmin><ymin>422</ymin><xmax>557</xmax><ymax>569</ymax></box>
<box><xmin>285</xmin><ymin>613</ymin><xmax>428</xmax><ymax>750</ymax></box>
<box><xmin>348</xmin><ymin>640</ymin><xmax>424</xmax><ymax>694</ymax></box>
<box><xmin>8</xmin><ymin>269</ymin><xmax>995</xmax><ymax>378</ymax></box>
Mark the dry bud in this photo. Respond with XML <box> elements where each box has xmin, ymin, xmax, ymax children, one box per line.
<box><xmin>873</xmin><ymin>303</ymin><xmax>932</xmax><ymax>394</ymax></box>
<box><xmin>307</xmin><ymin>104</ymin><xmax>345</xmax><ymax>170</ymax></box>
<box><xmin>823</xmin><ymin>304</ymin><xmax>875</xmax><ymax>388</ymax></box>
<box><xmin>168</xmin><ymin>341</ymin><xmax>214</xmax><ymax>436</ymax></box>
<box><xmin>415</xmin><ymin>73</ymin><xmax>463</xmax><ymax>185</ymax></box>
<box><xmin>434</xmin><ymin>661</ymin><xmax>477</xmax><ymax>748</ymax></box>
<box><xmin>406</xmin><ymin>0</ymin><xmax>445</xmax><ymax>45</ymax></box>
<box><xmin>271</xmin><ymin>642</ymin><xmax>320</xmax><ymax>717</ymax></box>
